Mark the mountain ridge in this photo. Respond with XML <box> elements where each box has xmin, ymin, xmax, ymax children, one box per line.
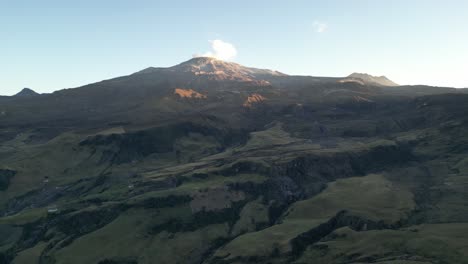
<box><xmin>132</xmin><ymin>58</ymin><xmax>398</xmax><ymax>87</ymax></box>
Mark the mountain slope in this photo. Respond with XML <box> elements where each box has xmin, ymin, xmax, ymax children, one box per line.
<box><xmin>1</xmin><ymin>59</ymin><xmax>468</xmax><ymax>264</ymax></box>
<box><xmin>1</xmin><ymin>58</ymin><xmax>462</xmax><ymax>133</ymax></box>
<box><xmin>346</xmin><ymin>72</ymin><xmax>398</xmax><ymax>86</ymax></box>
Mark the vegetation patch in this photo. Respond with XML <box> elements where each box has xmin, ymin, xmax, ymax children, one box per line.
<box><xmin>0</xmin><ymin>169</ymin><xmax>16</xmax><ymax>191</ymax></box>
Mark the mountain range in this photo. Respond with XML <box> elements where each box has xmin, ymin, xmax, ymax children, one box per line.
<box><xmin>1</xmin><ymin>58</ymin><xmax>468</xmax><ymax>264</ymax></box>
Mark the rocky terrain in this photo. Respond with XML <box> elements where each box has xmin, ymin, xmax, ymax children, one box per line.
<box><xmin>1</xmin><ymin>57</ymin><xmax>468</xmax><ymax>264</ymax></box>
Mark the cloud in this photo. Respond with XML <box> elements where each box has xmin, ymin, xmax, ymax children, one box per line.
<box><xmin>193</xmin><ymin>39</ymin><xmax>238</xmax><ymax>61</ymax></box>
<box><xmin>313</xmin><ymin>21</ymin><xmax>328</xmax><ymax>33</ymax></box>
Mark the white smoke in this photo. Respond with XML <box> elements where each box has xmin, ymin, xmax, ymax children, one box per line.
<box><xmin>313</xmin><ymin>21</ymin><xmax>328</xmax><ymax>33</ymax></box>
<box><xmin>193</xmin><ymin>40</ymin><xmax>238</xmax><ymax>61</ymax></box>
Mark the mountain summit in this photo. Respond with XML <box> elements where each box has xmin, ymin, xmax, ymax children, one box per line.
<box><xmin>14</xmin><ymin>88</ymin><xmax>39</xmax><ymax>97</ymax></box>
<box><xmin>347</xmin><ymin>73</ymin><xmax>398</xmax><ymax>86</ymax></box>
<box><xmin>134</xmin><ymin>57</ymin><xmax>286</xmax><ymax>84</ymax></box>
<box><xmin>171</xmin><ymin>57</ymin><xmax>286</xmax><ymax>78</ymax></box>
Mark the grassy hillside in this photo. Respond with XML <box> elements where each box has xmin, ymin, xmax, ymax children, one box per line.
<box><xmin>1</xmin><ymin>68</ymin><xmax>468</xmax><ymax>264</ymax></box>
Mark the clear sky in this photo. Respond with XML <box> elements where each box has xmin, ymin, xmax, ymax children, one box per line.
<box><xmin>1</xmin><ymin>0</ymin><xmax>467</xmax><ymax>95</ymax></box>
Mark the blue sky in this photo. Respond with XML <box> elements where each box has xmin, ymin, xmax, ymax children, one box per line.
<box><xmin>1</xmin><ymin>0</ymin><xmax>467</xmax><ymax>95</ymax></box>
